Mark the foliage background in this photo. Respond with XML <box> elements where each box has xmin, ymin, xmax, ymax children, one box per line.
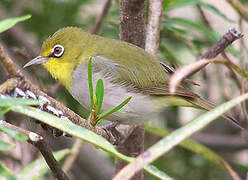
<box><xmin>0</xmin><ymin>0</ymin><xmax>248</xmax><ymax>179</ymax></box>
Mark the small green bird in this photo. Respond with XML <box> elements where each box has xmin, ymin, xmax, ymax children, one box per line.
<box><xmin>24</xmin><ymin>27</ymin><xmax>241</xmax><ymax>128</ymax></box>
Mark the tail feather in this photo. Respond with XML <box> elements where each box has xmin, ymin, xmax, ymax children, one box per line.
<box><xmin>189</xmin><ymin>97</ymin><xmax>243</xmax><ymax>129</ymax></box>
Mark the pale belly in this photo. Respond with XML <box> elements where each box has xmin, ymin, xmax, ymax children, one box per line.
<box><xmin>71</xmin><ymin>63</ymin><xmax>160</xmax><ymax>124</ymax></box>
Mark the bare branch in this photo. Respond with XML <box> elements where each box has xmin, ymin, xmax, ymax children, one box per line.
<box><xmin>90</xmin><ymin>0</ymin><xmax>112</xmax><ymax>34</ymax></box>
<box><xmin>0</xmin><ymin>46</ymin><xmax>22</xmax><ymax>77</ymax></box>
<box><xmin>145</xmin><ymin>0</ymin><xmax>162</xmax><ymax>55</ymax></box>
<box><xmin>62</xmin><ymin>139</ymin><xmax>83</xmax><ymax>173</ymax></box>
<box><xmin>227</xmin><ymin>0</ymin><xmax>248</xmax><ymax>22</ymax></box>
<box><xmin>169</xmin><ymin>28</ymin><xmax>244</xmax><ymax>93</ymax></box>
<box><xmin>29</xmin><ymin>140</ymin><xmax>69</xmax><ymax>180</ymax></box>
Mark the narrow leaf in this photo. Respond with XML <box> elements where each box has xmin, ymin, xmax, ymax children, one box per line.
<box><xmin>87</xmin><ymin>57</ymin><xmax>94</xmax><ymax>110</ymax></box>
<box><xmin>95</xmin><ymin>78</ymin><xmax>104</xmax><ymax>115</ymax></box>
<box><xmin>0</xmin><ymin>162</ymin><xmax>17</xmax><ymax>180</ymax></box>
<box><xmin>0</xmin><ymin>97</ymin><xmax>43</xmax><ymax>107</ymax></box>
<box><xmin>97</xmin><ymin>96</ymin><xmax>132</xmax><ymax>120</ymax></box>
<box><xmin>0</xmin><ymin>123</ymin><xmax>27</xmax><ymax>141</ymax></box>
<box><xmin>198</xmin><ymin>2</ymin><xmax>234</xmax><ymax>23</ymax></box>
<box><xmin>9</xmin><ymin>105</ymin><xmax>169</xmax><ymax>179</ymax></box>
<box><xmin>114</xmin><ymin>93</ymin><xmax>248</xmax><ymax>180</ymax></box>
<box><xmin>0</xmin><ymin>15</ymin><xmax>31</xmax><ymax>33</ymax></box>
<box><xmin>145</xmin><ymin>125</ymin><xmax>240</xmax><ymax>179</ymax></box>
<box><xmin>0</xmin><ymin>107</ymin><xmax>10</xmax><ymax>115</ymax></box>
<box><xmin>163</xmin><ymin>17</ymin><xmax>243</xmax><ymax>58</ymax></box>
<box><xmin>166</xmin><ymin>17</ymin><xmax>219</xmax><ymax>42</ymax></box>
<box><xmin>117</xmin><ymin>108</ymin><xmax>126</xmax><ymax>114</ymax></box>
<box><xmin>0</xmin><ymin>140</ymin><xmax>15</xmax><ymax>150</ymax></box>
<box><xmin>163</xmin><ymin>0</ymin><xmax>200</xmax><ymax>11</ymax></box>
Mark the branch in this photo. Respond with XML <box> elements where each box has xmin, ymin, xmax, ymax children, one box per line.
<box><xmin>117</xmin><ymin>1</ymin><xmax>146</xmax><ymax>180</ymax></box>
<box><xmin>119</xmin><ymin>0</ymin><xmax>146</xmax><ymax>47</ymax></box>
<box><xmin>145</xmin><ymin>0</ymin><xmax>162</xmax><ymax>55</ymax></box>
<box><xmin>0</xmin><ymin>46</ymin><xmax>22</xmax><ymax>77</ymax></box>
<box><xmin>191</xmin><ymin>132</ymin><xmax>248</xmax><ymax>151</ymax></box>
<box><xmin>227</xmin><ymin>0</ymin><xmax>248</xmax><ymax>22</ymax></box>
<box><xmin>0</xmin><ymin>45</ymin><xmax>109</xmax><ymax>140</ymax></box>
<box><xmin>62</xmin><ymin>139</ymin><xmax>83</xmax><ymax>173</ymax></box>
<box><xmin>90</xmin><ymin>0</ymin><xmax>112</xmax><ymax>34</ymax></box>
<box><xmin>169</xmin><ymin>28</ymin><xmax>244</xmax><ymax>93</ymax></box>
<box><xmin>0</xmin><ymin>120</ymin><xmax>69</xmax><ymax>180</ymax></box>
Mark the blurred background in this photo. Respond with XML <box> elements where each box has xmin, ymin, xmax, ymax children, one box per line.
<box><xmin>0</xmin><ymin>0</ymin><xmax>248</xmax><ymax>179</ymax></box>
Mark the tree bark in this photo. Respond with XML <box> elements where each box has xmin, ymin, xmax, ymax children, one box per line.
<box><xmin>116</xmin><ymin>0</ymin><xmax>146</xmax><ymax>180</ymax></box>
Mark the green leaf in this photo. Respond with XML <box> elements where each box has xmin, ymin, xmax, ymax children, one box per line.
<box><xmin>0</xmin><ymin>162</ymin><xmax>17</xmax><ymax>180</ymax></box>
<box><xmin>114</xmin><ymin>93</ymin><xmax>248</xmax><ymax>180</ymax></box>
<box><xmin>198</xmin><ymin>2</ymin><xmax>234</xmax><ymax>23</ymax></box>
<box><xmin>9</xmin><ymin>105</ymin><xmax>170</xmax><ymax>179</ymax></box>
<box><xmin>95</xmin><ymin>78</ymin><xmax>104</xmax><ymax>115</ymax></box>
<box><xmin>145</xmin><ymin>125</ymin><xmax>239</xmax><ymax>176</ymax></box>
<box><xmin>0</xmin><ymin>124</ymin><xmax>27</xmax><ymax>141</ymax></box>
<box><xmin>0</xmin><ymin>140</ymin><xmax>15</xmax><ymax>150</ymax></box>
<box><xmin>165</xmin><ymin>17</ymin><xmax>219</xmax><ymax>42</ymax></box>
<box><xmin>17</xmin><ymin>149</ymin><xmax>70</xmax><ymax>180</ymax></box>
<box><xmin>88</xmin><ymin>57</ymin><xmax>94</xmax><ymax>111</ymax></box>
<box><xmin>0</xmin><ymin>98</ymin><xmax>43</xmax><ymax>107</ymax></box>
<box><xmin>163</xmin><ymin>0</ymin><xmax>234</xmax><ymax>24</ymax></box>
<box><xmin>0</xmin><ymin>15</ymin><xmax>31</xmax><ymax>33</ymax></box>
<box><xmin>117</xmin><ymin>108</ymin><xmax>126</xmax><ymax>114</ymax></box>
<box><xmin>163</xmin><ymin>0</ymin><xmax>200</xmax><ymax>11</ymax></box>
<box><xmin>163</xmin><ymin>17</ymin><xmax>243</xmax><ymax>58</ymax></box>
<box><xmin>0</xmin><ymin>107</ymin><xmax>10</xmax><ymax>115</ymax></box>
<box><xmin>97</xmin><ymin>96</ymin><xmax>132</xmax><ymax>120</ymax></box>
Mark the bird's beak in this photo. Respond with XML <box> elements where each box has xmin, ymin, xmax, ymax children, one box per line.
<box><xmin>23</xmin><ymin>56</ymin><xmax>49</xmax><ymax>68</ymax></box>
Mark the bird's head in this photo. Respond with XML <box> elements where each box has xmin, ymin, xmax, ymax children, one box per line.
<box><xmin>24</xmin><ymin>27</ymin><xmax>89</xmax><ymax>89</ymax></box>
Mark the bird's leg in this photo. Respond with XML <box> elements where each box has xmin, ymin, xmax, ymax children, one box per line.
<box><xmin>100</xmin><ymin>121</ymin><xmax>124</xmax><ymax>145</ymax></box>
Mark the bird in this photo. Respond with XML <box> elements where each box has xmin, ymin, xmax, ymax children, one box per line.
<box><xmin>23</xmin><ymin>27</ymin><xmax>242</xmax><ymax>129</ymax></box>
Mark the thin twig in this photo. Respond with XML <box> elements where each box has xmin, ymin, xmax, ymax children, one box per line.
<box><xmin>90</xmin><ymin>0</ymin><xmax>112</xmax><ymax>34</ymax></box>
<box><xmin>0</xmin><ymin>120</ymin><xmax>69</xmax><ymax>180</ymax></box>
<box><xmin>227</xmin><ymin>0</ymin><xmax>248</xmax><ymax>22</ymax></box>
<box><xmin>0</xmin><ymin>46</ymin><xmax>22</xmax><ymax>77</ymax></box>
<box><xmin>197</xmin><ymin>4</ymin><xmax>213</xmax><ymax>30</ymax></box>
<box><xmin>29</xmin><ymin>140</ymin><xmax>69</xmax><ymax>180</ymax></box>
<box><xmin>191</xmin><ymin>132</ymin><xmax>248</xmax><ymax>151</ymax></box>
<box><xmin>197</xmin><ymin>4</ymin><xmax>243</xmax><ymax>89</ymax></box>
<box><xmin>201</xmin><ymin>28</ymin><xmax>243</xmax><ymax>59</ymax></box>
<box><xmin>221</xmin><ymin>52</ymin><xmax>242</xmax><ymax>88</ymax></box>
<box><xmin>145</xmin><ymin>0</ymin><xmax>162</xmax><ymax>55</ymax></box>
<box><xmin>62</xmin><ymin>139</ymin><xmax>83</xmax><ymax>173</ymax></box>
<box><xmin>241</xmin><ymin>79</ymin><xmax>248</xmax><ymax>126</ymax></box>
<box><xmin>169</xmin><ymin>28</ymin><xmax>244</xmax><ymax>93</ymax></box>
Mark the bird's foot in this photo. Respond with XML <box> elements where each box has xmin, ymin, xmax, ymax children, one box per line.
<box><xmin>100</xmin><ymin>121</ymin><xmax>124</xmax><ymax>145</ymax></box>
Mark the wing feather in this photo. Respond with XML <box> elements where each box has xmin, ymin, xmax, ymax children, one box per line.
<box><xmin>91</xmin><ymin>56</ymin><xmax>198</xmax><ymax>99</ymax></box>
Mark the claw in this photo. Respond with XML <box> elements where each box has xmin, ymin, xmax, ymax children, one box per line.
<box><xmin>100</xmin><ymin>121</ymin><xmax>124</xmax><ymax>145</ymax></box>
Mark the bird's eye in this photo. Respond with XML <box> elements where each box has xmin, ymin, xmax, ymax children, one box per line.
<box><xmin>52</xmin><ymin>44</ymin><xmax>64</xmax><ymax>58</ymax></box>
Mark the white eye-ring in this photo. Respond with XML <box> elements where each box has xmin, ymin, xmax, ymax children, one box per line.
<box><xmin>52</xmin><ymin>44</ymin><xmax>64</xmax><ymax>58</ymax></box>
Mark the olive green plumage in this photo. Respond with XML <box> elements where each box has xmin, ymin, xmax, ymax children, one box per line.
<box><xmin>24</xmin><ymin>27</ymin><xmax>241</xmax><ymax>128</ymax></box>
